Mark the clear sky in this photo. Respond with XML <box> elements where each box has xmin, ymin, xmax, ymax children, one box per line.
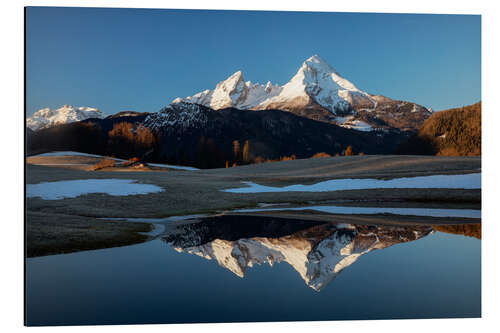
<box><xmin>26</xmin><ymin>7</ymin><xmax>481</xmax><ymax>116</ymax></box>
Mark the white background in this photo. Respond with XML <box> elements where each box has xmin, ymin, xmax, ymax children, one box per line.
<box><xmin>1</xmin><ymin>0</ymin><xmax>498</xmax><ymax>332</ymax></box>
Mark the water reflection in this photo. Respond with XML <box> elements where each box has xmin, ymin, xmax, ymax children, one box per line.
<box><xmin>162</xmin><ymin>215</ymin><xmax>446</xmax><ymax>291</ymax></box>
<box><xmin>432</xmin><ymin>224</ymin><xmax>481</xmax><ymax>239</ymax></box>
<box><xmin>26</xmin><ymin>214</ymin><xmax>481</xmax><ymax>325</ymax></box>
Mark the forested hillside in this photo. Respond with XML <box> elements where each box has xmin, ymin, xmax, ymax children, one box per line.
<box><xmin>397</xmin><ymin>102</ymin><xmax>481</xmax><ymax>156</ymax></box>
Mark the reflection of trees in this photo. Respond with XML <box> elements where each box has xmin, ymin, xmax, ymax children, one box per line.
<box><xmin>433</xmin><ymin>224</ymin><xmax>481</xmax><ymax>240</ymax></box>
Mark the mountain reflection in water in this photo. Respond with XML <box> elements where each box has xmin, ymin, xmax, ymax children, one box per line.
<box><xmin>162</xmin><ymin>215</ymin><xmax>445</xmax><ymax>291</ymax></box>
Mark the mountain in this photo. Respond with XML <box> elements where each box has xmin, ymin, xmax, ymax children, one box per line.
<box><xmin>163</xmin><ymin>215</ymin><xmax>433</xmax><ymax>291</ymax></box>
<box><xmin>396</xmin><ymin>102</ymin><xmax>481</xmax><ymax>156</ymax></box>
<box><xmin>173</xmin><ymin>55</ymin><xmax>432</xmax><ymax>131</ymax></box>
<box><xmin>142</xmin><ymin>102</ymin><xmax>410</xmax><ymax>168</ymax></box>
<box><xmin>27</xmin><ymin>102</ymin><xmax>410</xmax><ymax>168</ymax></box>
<box><xmin>27</xmin><ymin>105</ymin><xmax>103</xmax><ymax>131</ymax></box>
<box><xmin>25</xmin><ymin>56</ymin><xmax>436</xmax><ymax>166</ymax></box>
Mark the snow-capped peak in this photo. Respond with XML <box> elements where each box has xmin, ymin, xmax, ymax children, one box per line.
<box><xmin>210</xmin><ymin>70</ymin><xmax>246</xmax><ymax>108</ymax></box>
<box><xmin>302</xmin><ymin>54</ymin><xmax>361</xmax><ymax>92</ymax></box>
<box><xmin>303</xmin><ymin>54</ymin><xmax>336</xmax><ymax>74</ymax></box>
<box><xmin>26</xmin><ymin>105</ymin><xmax>103</xmax><ymax>131</ymax></box>
<box><xmin>172</xmin><ymin>55</ymin><xmax>372</xmax><ymax>115</ymax></box>
<box><xmin>264</xmin><ymin>81</ymin><xmax>273</xmax><ymax>92</ymax></box>
<box><xmin>258</xmin><ymin>54</ymin><xmax>370</xmax><ymax>113</ymax></box>
<box><xmin>219</xmin><ymin>70</ymin><xmax>244</xmax><ymax>89</ymax></box>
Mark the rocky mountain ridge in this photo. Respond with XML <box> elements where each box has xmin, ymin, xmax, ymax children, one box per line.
<box><xmin>173</xmin><ymin>55</ymin><xmax>432</xmax><ymax>131</ymax></box>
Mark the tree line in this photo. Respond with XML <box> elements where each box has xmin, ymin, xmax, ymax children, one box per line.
<box><xmin>223</xmin><ymin>140</ymin><xmax>359</xmax><ymax>168</ymax></box>
<box><xmin>28</xmin><ymin>119</ymin><xmax>365</xmax><ymax>169</ymax></box>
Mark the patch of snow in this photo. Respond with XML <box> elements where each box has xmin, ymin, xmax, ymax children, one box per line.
<box><xmin>147</xmin><ymin>163</ymin><xmax>199</xmax><ymax>171</ymax></box>
<box><xmin>342</xmin><ymin>120</ymin><xmax>373</xmax><ymax>132</ymax></box>
<box><xmin>29</xmin><ymin>151</ymin><xmax>126</xmax><ymax>162</ymax></box>
<box><xmin>335</xmin><ymin>116</ymin><xmax>373</xmax><ymax>132</ymax></box>
<box><xmin>223</xmin><ymin>173</ymin><xmax>481</xmax><ymax>193</ymax></box>
<box><xmin>27</xmin><ymin>179</ymin><xmax>163</xmax><ymax>200</ymax></box>
<box><xmin>28</xmin><ymin>163</ymin><xmax>91</xmax><ymax>166</ymax></box>
<box><xmin>104</xmin><ymin>214</ymin><xmax>207</xmax><ymax>224</ymax></box>
<box><xmin>234</xmin><ymin>205</ymin><xmax>481</xmax><ymax>219</ymax></box>
<box><xmin>31</xmin><ymin>151</ymin><xmax>120</xmax><ymax>159</ymax></box>
<box><xmin>30</xmin><ymin>151</ymin><xmax>199</xmax><ymax>171</ymax></box>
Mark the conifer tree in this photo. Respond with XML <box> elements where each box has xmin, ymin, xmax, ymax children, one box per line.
<box><xmin>243</xmin><ymin>140</ymin><xmax>251</xmax><ymax>163</ymax></box>
<box><xmin>233</xmin><ymin>140</ymin><xmax>241</xmax><ymax>162</ymax></box>
<box><xmin>345</xmin><ymin>145</ymin><xmax>354</xmax><ymax>156</ymax></box>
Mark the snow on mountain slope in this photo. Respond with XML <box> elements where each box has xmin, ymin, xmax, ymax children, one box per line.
<box><xmin>334</xmin><ymin>116</ymin><xmax>374</xmax><ymax>132</ymax></box>
<box><xmin>172</xmin><ymin>70</ymin><xmax>282</xmax><ymax>110</ymax></box>
<box><xmin>27</xmin><ymin>105</ymin><xmax>103</xmax><ymax>130</ymax></box>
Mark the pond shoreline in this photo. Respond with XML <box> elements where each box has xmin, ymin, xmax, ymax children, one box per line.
<box><xmin>26</xmin><ymin>155</ymin><xmax>482</xmax><ymax>257</ymax></box>
<box><xmin>27</xmin><ymin>206</ymin><xmax>481</xmax><ymax>258</ymax></box>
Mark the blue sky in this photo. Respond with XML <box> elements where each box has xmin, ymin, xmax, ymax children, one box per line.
<box><xmin>26</xmin><ymin>7</ymin><xmax>481</xmax><ymax>116</ymax></box>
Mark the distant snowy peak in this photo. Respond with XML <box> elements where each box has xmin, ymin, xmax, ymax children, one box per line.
<box><xmin>173</xmin><ymin>70</ymin><xmax>282</xmax><ymax>110</ymax></box>
<box><xmin>27</xmin><ymin>105</ymin><xmax>103</xmax><ymax>131</ymax></box>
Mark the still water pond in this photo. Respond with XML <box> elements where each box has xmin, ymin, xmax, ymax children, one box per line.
<box><xmin>26</xmin><ymin>214</ymin><xmax>481</xmax><ymax>326</ymax></box>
